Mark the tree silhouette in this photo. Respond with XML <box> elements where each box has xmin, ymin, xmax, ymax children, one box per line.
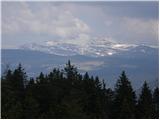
<box><xmin>152</xmin><ymin>87</ymin><xmax>159</xmax><ymax>118</ymax></box>
<box><xmin>1</xmin><ymin>62</ymin><xmax>158</xmax><ymax>119</ymax></box>
<box><xmin>136</xmin><ymin>81</ymin><xmax>153</xmax><ymax>118</ymax></box>
<box><xmin>111</xmin><ymin>71</ymin><xmax>136</xmax><ymax>118</ymax></box>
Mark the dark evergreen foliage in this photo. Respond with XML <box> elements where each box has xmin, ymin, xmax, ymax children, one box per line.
<box><xmin>1</xmin><ymin>61</ymin><xmax>159</xmax><ymax>119</ymax></box>
<box><xmin>136</xmin><ymin>81</ymin><xmax>154</xmax><ymax>118</ymax></box>
<box><xmin>111</xmin><ymin>71</ymin><xmax>136</xmax><ymax>118</ymax></box>
<box><xmin>152</xmin><ymin>87</ymin><xmax>159</xmax><ymax>118</ymax></box>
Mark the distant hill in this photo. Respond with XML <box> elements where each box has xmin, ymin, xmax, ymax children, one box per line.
<box><xmin>1</xmin><ymin>45</ymin><xmax>158</xmax><ymax>89</ymax></box>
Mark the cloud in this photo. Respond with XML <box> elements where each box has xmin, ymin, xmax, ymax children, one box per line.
<box><xmin>2</xmin><ymin>2</ymin><xmax>90</xmax><ymax>39</ymax></box>
<box><xmin>46</xmin><ymin>33</ymin><xmax>90</xmax><ymax>47</ymax></box>
<box><xmin>75</xmin><ymin>61</ymin><xmax>104</xmax><ymax>71</ymax></box>
<box><xmin>65</xmin><ymin>33</ymin><xmax>90</xmax><ymax>46</ymax></box>
<box><xmin>122</xmin><ymin>17</ymin><xmax>158</xmax><ymax>40</ymax></box>
<box><xmin>2</xmin><ymin>2</ymin><xmax>158</xmax><ymax>48</ymax></box>
<box><xmin>104</xmin><ymin>16</ymin><xmax>158</xmax><ymax>45</ymax></box>
<box><xmin>120</xmin><ymin>64</ymin><xmax>138</xmax><ymax>69</ymax></box>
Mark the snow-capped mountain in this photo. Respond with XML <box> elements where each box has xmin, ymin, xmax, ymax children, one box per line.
<box><xmin>20</xmin><ymin>37</ymin><xmax>138</xmax><ymax>57</ymax></box>
<box><xmin>2</xmin><ymin>37</ymin><xmax>158</xmax><ymax>88</ymax></box>
<box><xmin>20</xmin><ymin>42</ymin><xmax>80</xmax><ymax>56</ymax></box>
<box><xmin>2</xmin><ymin>45</ymin><xmax>158</xmax><ymax>89</ymax></box>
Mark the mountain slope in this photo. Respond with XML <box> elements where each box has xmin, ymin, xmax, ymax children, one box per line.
<box><xmin>20</xmin><ymin>38</ymin><xmax>138</xmax><ymax>57</ymax></box>
<box><xmin>2</xmin><ymin>46</ymin><xmax>158</xmax><ymax>89</ymax></box>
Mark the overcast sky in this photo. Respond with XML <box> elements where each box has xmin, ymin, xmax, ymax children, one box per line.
<box><xmin>2</xmin><ymin>1</ymin><xmax>159</xmax><ymax>49</ymax></box>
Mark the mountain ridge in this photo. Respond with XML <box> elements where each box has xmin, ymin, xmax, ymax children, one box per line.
<box><xmin>2</xmin><ymin>45</ymin><xmax>158</xmax><ymax>89</ymax></box>
<box><xmin>19</xmin><ymin>38</ymin><xmax>146</xmax><ymax>57</ymax></box>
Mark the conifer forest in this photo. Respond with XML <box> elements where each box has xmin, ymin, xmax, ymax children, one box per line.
<box><xmin>1</xmin><ymin>61</ymin><xmax>159</xmax><ymax>119</ymax></box>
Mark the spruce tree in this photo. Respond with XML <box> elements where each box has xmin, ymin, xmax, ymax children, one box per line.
<box><xmin>137</xmin><ymin>81</ymin><xmax>153</xmax><ymax>118</ymax></box>
<box><xmin>111</xmin><ymin>71</ymin><xmax>136</xmax><ymax>118</ymax></box>
<box><xmin>152</xmin><ymin>87</ymin><xmax>159</xmax><ymax>118</ymax></box>
<box><xmin>12</xmin><ymin>64</ymin><xmax>26</xmax><ymax>96</ymax></box>
<box><xmin>1</xmin><ymin>69</ymin><xmax>13</xmax><ymax>118</ymax></box>
<box><xmin>64</xmin><ymin>60</ymin><xmax>78</xmax><ymax>81</ymax></box>
<box><xmin>63</xmin><ymin>60</ymin><xmax>78</xmax><ymax>95</ymax></box>
<box><xmin>37</xmin><ymin>72</ymin><xmax>46</xmax><ymax>84</ymax></box>
<box><xmin>1</xmin><ymin>64</ymin><xmax>27</xmax><ymax>118</ymax></box>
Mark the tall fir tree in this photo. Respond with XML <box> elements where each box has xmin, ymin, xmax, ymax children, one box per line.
<box><xmin>1</xmin><ymin>64</ymin><xmax>27</xmax><ymax>118</ymax></box>
<box><xmin>64</xmin><ymin>60</ymin><xmax>78</xmax><ymax>80</ymax></box>
<box><xmin>111</xmin><ymin>71</ymin><xmax>136</xmax><ymax>118</ymax></box>
<box><xmin>136</xmin><ymin>81</ymin><xmax>153</xmax><ymax>118</ymax></box>
<box><xmin>1</xmin><ymin>69</ymin><xmax>13</xmax><ymax>118</ymax></box>
<box><xmin>152</xmin><ymin>87</ymin><xmax>159</xmax><ymax>118</ymax></box>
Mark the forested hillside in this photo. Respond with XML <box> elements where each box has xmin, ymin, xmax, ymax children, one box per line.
<box><xmin>1</xmin><ymin>61</ymin><xmax>159</xmax><ymax>119</ymax></box>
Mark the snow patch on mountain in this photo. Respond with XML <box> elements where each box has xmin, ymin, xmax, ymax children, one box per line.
<box><xmin>19</xmin><ymin>37</ymin><xmax>152</xmax><ymax>57</ymax></box>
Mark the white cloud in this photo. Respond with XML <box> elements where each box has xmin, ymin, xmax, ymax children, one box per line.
<box><xmin>68</xmin><ymin>34</ymin><xmax>90</xmax><ymax>46</ymax></box>
<box><xmin>2</xmin><ymin>2</ymin><xmax>90</xmax><ymax>39</ymax></box>
<box><xmin>46</xmin><ymin>33</ymin><xmax>91</xmax><ymax>49</ymax></box>
<box><xmin>2</xmin><ymin>2</ymin><xmax>158</xmax><ymax>48</ymax></box>
<box><xmin>103</xmin><ymin>16</ymin><xmax>158</xmax><ymax>45</ymax></box>
<box><xmin>75</xmin><ymin>61</ymin><xmax>104</xmax><ymax>71</ymax></box>
<box><xmin>123</xmin><ymin>17</ymin><xmax>158</xmax><ymax>40</ymax></box>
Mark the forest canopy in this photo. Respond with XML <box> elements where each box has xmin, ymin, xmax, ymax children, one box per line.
<box><xmin>1</xmin><ymin>61</ymin><xmax>159</xmax><ymax>119</ymax></box>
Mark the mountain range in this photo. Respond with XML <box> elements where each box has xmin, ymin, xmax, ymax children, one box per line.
<box><xmin>20</xmin><ymin>38</ymin><xmax>138</xmax><ymax>57</ymax></box>
<box><xmin>1</xmin><ymin>39</ymin><xmax>159</xmax><ymax>89</ymax></box>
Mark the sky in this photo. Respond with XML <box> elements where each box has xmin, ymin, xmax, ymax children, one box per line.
<box><xmin>2</xmin><ymin>1</ymin><xmax>159</xmax><ymax>49</ymax></box>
